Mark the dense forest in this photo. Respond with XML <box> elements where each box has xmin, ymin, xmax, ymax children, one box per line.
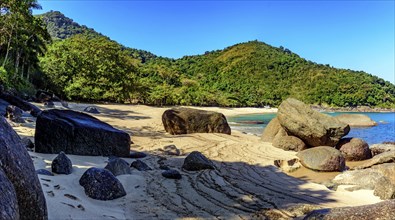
<box><xmin>1</xmin><ymin>3</ymin><xmax>395</xmax><ymax>108</ymax></box>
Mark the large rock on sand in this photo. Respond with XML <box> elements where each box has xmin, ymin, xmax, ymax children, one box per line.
<box><xmin>304</xmin><ymin>199</ymin><xmax>395</xmax><ymax>220</ymax></box>
<box><xmin>182</xmin><ymin>151</ymin><xmax>215</xmax><ymax>171</ymax></box>
<box><xmin>0</xmin><ymin>168</ymin><xmax>19</xmax><ymax>220</ymax></box>
<box><xmin>0</xmin><ymin>117</ymin><xmax>47</xmax><ymax>219</ymax></box>
<box><xmin>297</xmin><ymin>146</ymin><xmax>345</xmax><ymax>171</ymax></box>
<box><xmin>261</xmin><ymin>117</ymin><xmax>288</xmax><ymax>142</ymax></box>
<box><xmin>162</xmin><ymin>108</ymin><xmax>231</xmax><ymax>135</ymax></box>
<box><xmin>334</xmin><ymin>114</ymin><xmax>377</xmax><ymax>127</ymax></box>
<box><xmin>35</xmin><ymin>109</ymin><xmax>131</xmax><ymax>157</ymax></box>
<box><xmin>336</xmin><ymin>138</ymin><xmax>372</xmax><ymax>161</ymax></box>
<box><xmin>278</xmin><ymin>98</ymin><xmax>349</xmax><ymax>147</ymax></box>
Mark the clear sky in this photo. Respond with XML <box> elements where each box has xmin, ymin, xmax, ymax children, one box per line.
<box><xmin>34</xmin><ymin>0</ymin><xmax>395</xmax><ymax>84</ymax></box>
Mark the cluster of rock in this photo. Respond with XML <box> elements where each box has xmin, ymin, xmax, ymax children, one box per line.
<box><xmin>162</xmin><ymin>108</ymin><xmax>231</xmax><ymax>135</ymax></box>
<box><xmin>266</xmin><ymin>98</ymin><xmax>395</xmax><ymax>201</ymax></box>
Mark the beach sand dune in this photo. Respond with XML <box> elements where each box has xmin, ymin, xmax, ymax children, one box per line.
<box><xmin>16</xmin><ymin>103</ymin><xmax>381</xmax><ymax>219</ymax></box>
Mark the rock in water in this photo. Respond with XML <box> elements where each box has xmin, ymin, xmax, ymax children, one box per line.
<box><xmin>105</xmin><ymin>158</ymin><xmax>132</xmax><ymax>176</ymax></box>
<box><xmin>334</xmin><ymin>114</ymin><xmax>377</xmax><ymax>127</ymax></box>
<box><xmin>79</xmin><ymin>167</ymin><xmax>126</xmax><ymax>200</ymax></box>
<box><xmin>336</xmin><ymin>138</ymin><xmax>372</xmax><ymax>161</ymax></box>
<box><xmin>297</xmin><ymin>146</ymin><xmax>345</xmax><ymax>171</ymax></box>
<box><xmin>0</xmin><ymin>117</ymin><xmax>47</xmax><ymax>219</ymax></box>
<box><xmin>162</xmin><ymin>108</ymin><xmax>231</xmax><ymax>135</ymax></box>
<box><xmin>162</xmin><ymin>169</ymin><xmax>182</xmax><ymax>179</ymax></box>
<box><xmin>261</xmin><ymin>117</ymin><xmax>288</xmax><ymax>142</ymax></box>
<box><xmin>272</xmin><ymin>135</ymin><xmax>307</xmax><ymax>152</ymax></box>
<box><xmin>277</xmin><ymin>98</ymin><xmax>349</xmax><ymax>147</ymax></box>
<box><xmin>51</xmin><ymin>151</ymin><xmax>73</xmax><ymax>175</ymax></box>
<box><xmin>304</xmin><ymin>199</ymin><xmax>395</xmax><ymax>220</ymax></box>
<box><xmin>35</xmin><ymin>109</ymin><xmax>131</xmax><ymax>157</ymax></box>
<box><xmin>0</xmin><ymin>168</ymin><xmax>20</xmax><ymax>220</ymax></box>
<box><xmin>182</xmin><ymin>151</ymin><xmax>215</xmax><ymax>171</ymax></box>
<box><xmin>130</xmin><ymin>160</ymin><xmax>152</xmax><ymax>171</ymax></box>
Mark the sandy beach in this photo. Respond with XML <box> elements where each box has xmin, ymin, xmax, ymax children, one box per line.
<box><xmin>13</xmin><ymin>103</ymin><xmax>382</xmax><ymax>219</ymax></box>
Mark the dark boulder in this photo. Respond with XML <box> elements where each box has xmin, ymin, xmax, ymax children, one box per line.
<box><xmin>297</xmin><ymin>146</ymin><xmax>345</xmax><ymax>172</ymax></box>
<box><xmin>336</xmin><ymin>138</ymin><xmax>371</xmax><ymax>161</ymax></box>
<box><xmin>304</xmin><ymin>199</ymin><xmax>395</xmax><ymax>220</ymax></box>
<box><xmin>79</xmin><ymin>167</ymin><xmax>126</xmax><ymax>200</ymax></box>
<box><xmin>261</xmin><ymin>117</ymin><xmax>288</xmax><ymax>142</ymax></box>
<box><xmin>182</xmin><ymin>151</ymin><xmax>215</xmax><ymax>171</ymax></box>
<box><xmin>129</xmin><ymin>151</ymin><xmax>147</xmax><ymax>158</ymax></box>
<box><xmin>5</xmin><ymin>105</ymin><xmax>25</xmax><ymax>123</ymax></box>
<box><xmin>35</xmin><ymin>90</ymin><xmax>51</xmax><ymax>103</ymax></box>
<box><xmin>0</xmin><ymin>168</ymin><xmax>20</xmax><ymax>220</ymax></box>
<box><xmin>84</xmin><ymin>106</ymin><xmax>100</xmax><ymax>114</ymax></box>
<box><xmin>272</xmin><ymin>135</ymin><xmax>307</xmax><ymax>152</ymax></box>
<box><xmin>51</xmin><ymin>151</ymin><xmax>73</xmax><ymax>175</ymax></box>
<box><xmin>130</xmin><ymin>160</ymin><xmax>152</xmax><ymax>171</ymax></box>
<box><xmin>36</xmin><ymin>169</ymin><xmax>54</xmax><ymax>176</ymax></box>
<box><xmin>162</xmin><ymin>108</ymin><xmax>231</xmax><ymax>135</ymax></box>
<box><xmin>104</xmin><ymin>158</ymin><xmax>132</xmax><ymax>176</ymax></box>
<box><xmin>21</xmin><ymin>137</ymin><xmax>34</xmax><ymax>149</ymax></box>
<box><xmin>35</xmin><ymin>109</ymin><xmax>131</xmax><ymax>157</ymax></box>
<box><xmin>44</xmin><ymin>101</ymin><xmax>54</xmax><ymax>108</ymax></box>
<box><xmin>0</xmin><ymin>117</ymin><xmax>47</xmax><ymax>219</ymax></box>
<box><xmin>162</xmin><ymin>169</ymin><xmax>182</xmax><ymax>179</ymax></box>
<box><xmin>277</xmin><ymin>98</ymin><xmax>349</xmax><ymax>147</ymax></box>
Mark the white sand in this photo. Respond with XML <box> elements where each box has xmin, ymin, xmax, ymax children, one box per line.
<box><xmin>13</xmin><ymin>103</ymin><xmax>382</xmax><ymax>219</ymax></box>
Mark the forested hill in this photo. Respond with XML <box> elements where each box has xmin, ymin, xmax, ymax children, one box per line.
<box><xmin>37</xmin><ymin>11</ymin><xmax>157</xmax><ymax>62</ymax></box>
<box><xmin>35</xmin><ymin>11</ymin><xmax>395</xmax><ymax>108</ymax></box>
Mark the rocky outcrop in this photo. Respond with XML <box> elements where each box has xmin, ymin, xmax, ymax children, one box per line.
<box><xmin>162</xmin><ymin>108</ymin><xmax>231</xmax><ymax>135</ymax></box>
<box><xmin>304</xmin><ymin>200</ymin><xmax>395</xmax><ymax>220</ymax></box>
<box><xmin>0</xmin><ymin>117</ymin><xmax>47</xmax><ymax>219</ymax></box>
<box><xmin>51</xmin><ymin>151</ymin><xmax>73</xmax><ymax>175</ymax></box>
<box><xmin>0</xmin><ymin>92</ymin><xmax>41</xmax><ymax>117</ymax></box>
<box><xmin>334</xmin><ymin>114</ymin><xmax>377</xmax><ymax>127</ymax></box>
<box><xmin>105</xmin><ymin>158</ymin><xmax>132</xmax><ymax>176</ymax></box>
<box><xmin>79</xmin><ymin>167</ymin><xmax>126</xmax><ymax>200</ymax></box>
<box><xmin>35</xmin><ymin>109</ymin><xmax>131</xmax><ymax>157</ymax></box>
<box><xmin>182</xmin><ymin>151</ymin><xmax>215</xmax><ymax>171</ymax></box>
<box><xmin>355</xmin><ymin>150</ymin><xmax>395</xmax><ymax>169</ymax></box>
<box><xmin>336</xmin><ymin>138</ymin><xmax>371</xmax><ymax>161</ymax></box>
<box><xmin>333</xmin><ymin>163</ymin><xmax>395</xmax><ymax>200</ymax></box>
<box><xmin>272</xmin><ymin>135</ymin><xmax>307</xmax><ymax>152</ymax></box>
<box><xmin>277</xmin><ymin>98</ymin><xmax>349</xmax><ymax>147</ymax></box>
<box><xmin>0</xmin><ymin>168</ymin><xmax>20</xmax><ymax>220</ymax></box>
<box><xmin>370</xmin><ymin>144</ymin><xmax>395</xmax><ymax>156</ymax></box>
<box><xmin>261</xmin><ymin>117</ymin><xmax>288</xmax><ymax>142</ymax></box>
<box><xmin>297</xmin><ymin>146</ymin><xmax>345</xmax><ymax>171</ymax></box>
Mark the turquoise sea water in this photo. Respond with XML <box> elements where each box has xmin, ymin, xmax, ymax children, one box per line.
<box><xmin>228</xmin><ymin>112</ymin><xmax>395</xmax><ymax>145</ymax></box>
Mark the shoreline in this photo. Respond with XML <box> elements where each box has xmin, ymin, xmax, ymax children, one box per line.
<box><xmin>9</xmin><ymin>103</ymin><xmax>384</xmax><ymax>219</ymax></box>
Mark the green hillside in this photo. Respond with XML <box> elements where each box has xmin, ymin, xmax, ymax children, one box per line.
<box><xmin>3</xmin><ymin>4</ymin><xmax>394</xmax><ymax>108</ymax></box>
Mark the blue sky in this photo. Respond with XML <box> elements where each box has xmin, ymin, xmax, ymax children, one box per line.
<box><xmin>34</xmin><ymin>1</ymin><xmax>394</xmax><ymax>83</ymax></box>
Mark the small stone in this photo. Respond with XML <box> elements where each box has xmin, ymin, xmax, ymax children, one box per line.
<box><xmin>51</xmin><ymin>151</ymin><xmax>73</xmax><ymax>175</ymax></box>
<box><xmin>104</xmin><ymin>158</ymin><xmax>132</xmax><ymax>176</ymax></box>
<box><xmin>36</xmin><ymin>169</ymin><xmax>54</xmax><ymax>176</ymax></box>
<box><xmin>130</xmin><ymin>160</ymin><xmax>152</xmax><ymax>171</ymax></box>
<box><xmin>83</xmin><ymin>106</ymin><xmax>100</xmax><ymax>114</ymax></box>
<box><xmin>182</xmin><ymin>151</ymin><xmax>215</xmax><ymax>171</ymax></box>
<box><xmin>162</xmin><ymin>169</ymin><xmax>182</xmax><ymax>179</ymax></box>
<box><xmin>21</xmin><ymin>137</ymin><xmax>34</xmax><ymax>149</ymax></box>
<box><xmin>162</xmin><ymin>145</ymin><xmax>181</xmax><ymax>156</ymax></box>
<box><xmin>129</xmin><ymin>152</ymin><xmax>147</xmax><ymax>158</ymax></box>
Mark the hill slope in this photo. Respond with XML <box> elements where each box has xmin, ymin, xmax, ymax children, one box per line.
<box><xmin>37</xmin><ymin>12</ymin><xmax>395</xmax><ymax>107</ymax></box>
